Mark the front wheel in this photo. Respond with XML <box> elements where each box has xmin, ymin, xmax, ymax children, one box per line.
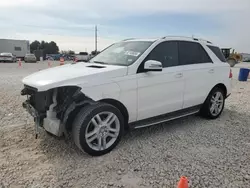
<box><xmin>72</xmin><ymin>103</ymin><xmax>124</xmax><ymax>156</ymax></box>
<box><xmin>200</xmin><ymin>87</ymin><xmax>225</xmax><ymax>119</ymax></box>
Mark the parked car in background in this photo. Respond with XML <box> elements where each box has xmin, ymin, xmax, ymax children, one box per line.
<box><xmin>46</xmin><ymin>54</ymin><xmax>61</xmax><ymax>61</ymax></box>
<box><xmin>89</xmin><ymin>51</ymin><xmax>101</xmax><ymax>59</ymax></box>
<box><xmin>0</xmin><ymin>52</ymin><xmax>16</xmax><ymax>63</ymax></box>
<box><xmin>24</xmin><ymin>54</ymin><xmax>37</xmax><ymax>63</ymax></box>
<box><xmin>61</xmin><ymin>54</ymin><xmax>74</xmax><ymax>61</ymax></box>
<box><xmin>21</xmin><ymin>36</ymin><xmax>232</xmax><ymax>156</ymax></box>
<box><xmin>75</xmin><ymin>52</ymin><xmax>89</xmax><ymax>62</ymax></box>
<box><xmin>0</xmin><ymin>39</ymin><xmax>30</xmax><ymax>60</ymax></box>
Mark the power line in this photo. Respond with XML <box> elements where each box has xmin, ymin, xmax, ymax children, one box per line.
<box><xmin>95</xmin><ymin>25</ymin><xmax>97</xmax><ymax>52</ymax></box>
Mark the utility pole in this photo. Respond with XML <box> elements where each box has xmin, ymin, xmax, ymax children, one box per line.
<box><xmin>95</xmin><ymin>25</ymin><xmax>97</xmax><ymax>53</ymax></box>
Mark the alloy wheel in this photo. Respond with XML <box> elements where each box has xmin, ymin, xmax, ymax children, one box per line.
<box><xmin>85</xmin><ymin>112</ymin><xmax>120</xmax><ymax>151</ymax></box>
<box><xmin>210</xmin><ymin>91</ymin><xmax>224</xmax><ymax>116</ymax></box>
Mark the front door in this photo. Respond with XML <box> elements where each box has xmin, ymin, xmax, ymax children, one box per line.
<box><xmin>136</xmin><ymin>41</ymin><xmax>184</xmax><ymax>121</ymax></box>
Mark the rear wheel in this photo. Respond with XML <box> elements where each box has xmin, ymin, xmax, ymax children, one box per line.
<box><xmin>72</xmin><ymin>103</ymin><xmax>124</xmax><ymax>156</ymax></box>
<box><xmin>200</xmin><ymin>87</ymin><xmax>225</xmax><ymax>119</ymax></box>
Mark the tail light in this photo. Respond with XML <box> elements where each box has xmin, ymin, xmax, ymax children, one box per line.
<box><xmin>229</xmin><ymin>69</ymin><xmax>233</xmax><ymax>78</ymax></box>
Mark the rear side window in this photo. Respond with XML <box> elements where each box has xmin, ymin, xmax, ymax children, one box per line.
<box><xmin>207</xmin><ymin>45</ymin><xmax>226</xmax><ymax>62</ymax></box>
<box><xmin>179</xmin><ymin>41</ymin><xmax>212</xmax><ymax>65</ymax></box>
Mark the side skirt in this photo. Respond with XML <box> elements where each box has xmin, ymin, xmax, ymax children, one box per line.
<box><xmin>129</xmin><ymin>105</ymin><xmax>202</xmax><ymax>129</ymax></box>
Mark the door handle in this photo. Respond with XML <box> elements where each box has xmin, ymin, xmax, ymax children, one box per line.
<box><xmin>208</xmin><ymin>69</ymin><xmax>214</xmax><ymax>73</ymax></box>
<box><xmin>175</xmin><ymin>73</ymin><xmax>183</xmax><ymax>78</ymax></box>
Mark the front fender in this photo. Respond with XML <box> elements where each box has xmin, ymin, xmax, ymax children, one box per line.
<box><xmin>80</xmin><ymin>82</ymin><xmax>121</xmax><ymax>101</ymax></box>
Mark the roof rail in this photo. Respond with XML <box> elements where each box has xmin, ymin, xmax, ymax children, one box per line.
<box><xmin>161</xmin><ymin>36</ymin><xmax>213</xmax><ymax>44</ymax></box>
<box><xmin>192</xmin><ymin>37</ymin><xmax>213</xmax><ymax>44</ymax></box>
<box><xmin>194</xmin><ymin>37</ymin><xmax>213</xmax><ymax>44</ymax></box>
<box><xmin>161</xmin><ymin>36</ymin><xmax>193</xmax><ymax>40</ymax></box>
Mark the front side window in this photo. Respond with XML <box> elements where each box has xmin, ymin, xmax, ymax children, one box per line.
<box><xmin>179</xmin><ymin>41</ymin><xmax>212</xmax><ymax>65</ymax></box>
<box><xmin>145</xmin><ymin>41</ymin><xmax>179</xmax><ymax>68</ymax></box>
<box><xmin>89</xmin><ymin>41</ymin><xmax>153</xmax><ymax>66</ymax></box>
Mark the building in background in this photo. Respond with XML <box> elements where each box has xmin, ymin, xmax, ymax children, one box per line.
<box><xmin>0</xmin><ymin>39</ymin><xmax>30</xmax><ymax>60</ymax></box>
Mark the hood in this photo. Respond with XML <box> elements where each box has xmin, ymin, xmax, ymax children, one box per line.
<box><xmin>22</xmin><ymin>62</ymin><xmax>127</xmax><ymax>91</ymax></box>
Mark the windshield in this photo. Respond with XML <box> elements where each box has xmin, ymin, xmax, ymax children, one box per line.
<box><xmin>89</xmin><ymin>41</ymin><xmax>153</xmax><ymax>66</ymax></box>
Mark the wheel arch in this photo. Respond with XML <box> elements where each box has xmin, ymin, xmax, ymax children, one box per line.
<box><xmin>99</xmin><ymin>98</ymin><xmax>129</xmax><ymax>129</ymax></box>
<box><xmin>54</xmin><ymin>86</ymin><xmax>95</xmax><ymax>131</ymax></box>
<box><xmin>201</xmin><ymin>83</ymin><xmax>227</xmax><ymax>119</ymax></box>
<box><xmin>203</xmin><ymin>83</ymin><xmax>228</xmax><ymax>104</ymax></box>
<box><xmin>53</xmin><ymin>86</ymin><xmax>129</xmax><ymax>132</ymax></box>
<box><xmin>213</xmin><ymin>83</ymin><xmax>227</xmax><ymax>97</ymax></box>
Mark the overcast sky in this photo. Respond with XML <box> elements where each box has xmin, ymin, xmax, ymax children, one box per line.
<box><xmin>0</xmin><ymin>0</ymin><xmax>249</xmax><ymax>53</ymax></box>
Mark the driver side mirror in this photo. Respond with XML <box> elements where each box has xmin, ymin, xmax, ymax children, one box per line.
<box><xmin>144</xmin><ymin>60</ymin><xmax>162</xmax><ymax>72</ymax></box>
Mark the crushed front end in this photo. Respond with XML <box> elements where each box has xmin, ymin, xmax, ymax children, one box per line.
<box><xmin>21</xmin><ymin>85</ymin><xmax>92</xmax><ymax>138</ymax></box>
<box><xmin>21</xmin><ymin>85</ymin><xmax>59</xmax><ymax>137</ymax></box>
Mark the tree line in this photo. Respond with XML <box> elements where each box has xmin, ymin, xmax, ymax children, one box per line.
<box><xmin>30</xmin><ymin>40</ymin><xmax>60</xmax><ymax>54</ymax></box>
<box><xmin>30</xmin><ymin>40</ymin><xmax>101</xmax><ymax>55</ymax></box>
<box><xmin>60</xmin><ymin>50</ymin><xmax>100</xmax><ymax>55</ymax></box>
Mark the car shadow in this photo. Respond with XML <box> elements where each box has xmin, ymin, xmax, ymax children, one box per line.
<box><xmin>38</xmin><ymin>107</ymin><xmax>248</xmax><ymax>159</ymax></box>
<box><xmin>35</xmin><ymin>107</ymin><xmax>250</xmax><ymax>188</ymax></box>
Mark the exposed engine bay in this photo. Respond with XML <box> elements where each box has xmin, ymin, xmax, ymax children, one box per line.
<box><xmin>21</xmin><ymin>85</ymin><xmax>94</xmax><ymax>137</ymax></box>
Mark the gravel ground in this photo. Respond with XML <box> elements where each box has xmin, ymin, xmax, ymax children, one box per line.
<box><xmin>0</xmin><ymin>61</ymin><xmax>250</xmax><ymax>188</ymax></box>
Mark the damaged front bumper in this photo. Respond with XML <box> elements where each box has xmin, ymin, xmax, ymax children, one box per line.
<box><xmin>21</xmin><ymin>86</ymin><xmax>63</xmax><ymax>138</ymax></box>
<box><xmin>22</xmin><ymin>100</ymin><xmax>43</xmax><ymax>138</ymax></box>
<box><xmin>22</xmin><ymin>101</ymin><xmax>39</xmax><ymax>118</ymax></box>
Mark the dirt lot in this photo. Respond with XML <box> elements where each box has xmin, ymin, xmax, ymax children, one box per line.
<box><xmin>0</xmin><ymin>61</ymin><xmax>250</xmax><ymax>188</ymax></box>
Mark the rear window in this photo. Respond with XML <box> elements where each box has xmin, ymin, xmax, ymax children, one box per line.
<box><xmin>207</xmin><ymin>45</ymin><xmax>226</xmax><ymax>62</ymax></box>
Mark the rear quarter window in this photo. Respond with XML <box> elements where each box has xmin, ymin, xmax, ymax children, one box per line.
<box><xmin>207</xmin><ymin>45</ymin><xmax>226</xmax><ymax>62</ymax></box>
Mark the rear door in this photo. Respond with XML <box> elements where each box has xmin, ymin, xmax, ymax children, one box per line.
<box><xmin>178</xmin><ymin>41</ymin><xmax>215</xmax><ymax>108</ymax></box>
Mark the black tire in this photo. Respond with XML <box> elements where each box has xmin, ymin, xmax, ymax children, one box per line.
<box><xmin>200</xmin><ymin>87</ymin><xmax>225</xmax><ymax>119</ymax></box>
<box><xmin>72</xmin><ymin>103</ymin><xmax>124</xmax><ymax>156</ymax></box>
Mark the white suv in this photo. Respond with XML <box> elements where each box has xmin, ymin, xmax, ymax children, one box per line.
<box><xmin>21</xmin><ymin>36</ymin><xmax>232</xmax><ymax>156</ymax></box>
